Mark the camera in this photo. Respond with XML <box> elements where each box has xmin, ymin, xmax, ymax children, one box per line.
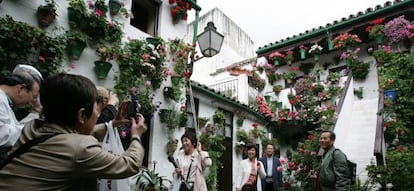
<box><xmin>126</xmin><ymin>89</ymin><xmax>141</xmax><ymax>119</ymax></box>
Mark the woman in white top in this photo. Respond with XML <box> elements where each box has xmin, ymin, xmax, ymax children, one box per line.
<box><xmin>236</xmin><ymin>143</ymin><xmax>266</xmax><ymax>191</ymax></box>
<box><xmin>174</xmin><ymin>131</ymin><xmax>211</xmax><ymax>191</ymax></box>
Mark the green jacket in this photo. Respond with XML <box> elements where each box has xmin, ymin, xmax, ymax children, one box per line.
<box><xmin>319</xmin><ymin>147</ymin><xmax>350</xmax><ymax>191</ymax></box>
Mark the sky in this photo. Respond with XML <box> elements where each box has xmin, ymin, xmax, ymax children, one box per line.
<box><xmin>188</xmin><ymin>0</ymin><xmax>391</xmax><ymax>49</ymax></box>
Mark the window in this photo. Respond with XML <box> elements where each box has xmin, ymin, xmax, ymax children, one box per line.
<box><xmin>218</xmin><ymin>108</ymin><xmax>233</xmax><ymax>138</ymax></box>
<box><xmin>130</xmin><ymin>0</ymin><xmax>161</xmax><ymax>36</ymax></box>
<box><xmin>185</xmin><ymin>96</ymin><xmax>199</xmax><ymax>128</ymax></box>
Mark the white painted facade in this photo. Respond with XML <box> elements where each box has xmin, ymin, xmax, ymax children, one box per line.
<box><xmin>0</xmin><ymin>2</ymin><xmax>269</xmax><ymax>190</ymax></box>
<box><xmin>186</xmin><ymin>8</ymin><xmax>256</xmax><ymax>86</ymax></box>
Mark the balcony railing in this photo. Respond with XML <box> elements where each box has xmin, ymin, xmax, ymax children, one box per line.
<box><xmin>208</xmin><ymin>79</ymin><xmax>238</xmax><ymax>100</ymax></box>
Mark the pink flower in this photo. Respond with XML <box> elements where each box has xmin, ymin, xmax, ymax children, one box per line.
<box><xmin>107</xmin><ymin>21</ymin><xmax>114</xmax><ymax>27</ymax></box>
<box><xmin>142</xmin><ymin>53</ymin><xmax>151</xmax><ymax>61</ymax></box>
<box><xmin>88</xmin><ymin>0</ymin><xmax>95</xmax><ymax>8</ymax></box>
<box><xmin>277</xmin><ymin>166</ymin><xmax>284</xmax><ymax>172</ymax></box>
<box><xmin>279</xmin><ymin>157</ymin><xmax>287</xmax><ymax>164</ymax></box>
<box><xmin>95</xmin><ymin>9</ymin><xmax>103</xmax><ymax>17</ymax></box>
<box><xmin>38</xmin><ymin>56</ymin><xmax>46</xmax><ymax>63</ymax></box>
<box><xmin>164</xmin><ymin>68</ymin><xmax>172</xmax><ymax>76</ymax></box>
<box><xmin>144</xmin><ymin>81</ymin><xmax>151</xmax><ymax>87</ymax></box>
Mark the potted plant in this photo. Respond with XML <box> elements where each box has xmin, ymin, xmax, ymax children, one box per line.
<box><xmin>284</xmin><ymin>50</ymin><xmax>294</xmax><ymax>65</ymax></box>
<box><xmin>37</xmin><ymin>0</ymin><xmax>57</xmax><ymax>27</ymax></box>
<box><xmin>383</xmin><ymin>15</ymin><xmax>411</xmax><ymax>44</ymax></box>
<box><xmin>134</xmin><ymin>167</ymin><xmax>171</xmax><ymax>191</ymax></box>
<box><xmin>163</xmin><ymin>86</ymin><xmax>181</xmax><ymax>102</ymax></box>
<box><xmin>94</xmin><ymin>45</ymin><xmax>120</xmax><ymax>79</ymax></box>
<box><xmin>250</xmin><ymin>123</ymin><xmax>264</xmax><ymax>139</ymax></box>
<box><xmin>169</xmin><ymin>0</ymin><xmax>191</xmax><ymax>24</ymax></box>
<box><xmin>327</xmin><ymin>72</ymin><xmax>340</xmax><ymax>84</ymax></box>
<box><xmin>354</xmin><ymin>87</ymin><xmax>364</xmax><ymax>99</ymax></box>
<box><xmin>65</xmin><ymin>30</ymin><xmax>90</xmax><ymax>60</ymax></box>
<box><xmin>282</xmin><ymin>71</ymin><xmax>297</xmax><ymax>84</ymax></box>
<box><xmin>234</xmin><ymin>110</ymin><xmax>246</xmax><ymax>127</ymax></box>
<box><xmin>273</xmin><ymin>84</ymin><xmax>283</xmax><ymax>95</ymax></box>
<box><xmin>268</xmin><ymin>51</ymin><xmax>285</xmax><ymax>66</ymax></box>
<box><xmin>213</xmin><ymin>110</ymin><xmax>226</xmax><ymax>125</ymax></box>
<box><xmin>248</xmin><ymin>72</ymin><xmax>266</xmax><ymax>91</ymax></box>
<box><xmin>299</xmin><ymin>45</ymin><xmax>307</xmax><ymax>60</ymax></box>
<box><xmin>308</xmin><ymin>44</ymin><xmax>323</xmax><ymax>61</ymax></box>
<box><xmin>365</xmin><ymin>18</ymin><xmax>385</xmax><ymax>44</ymax></box>
<box><xmin>197</xmin><ymin>117</ymin><xmax>209</xmax><ymax>128</ymax></box>
<box><xmin>158</xmin><ymin>109</ymin><xmax>174</xmax><ymax>123</ymax></box>
<box><xmin>372</xmin><ymin>45</ymin><xmax>393</xmax><ymax>64</ymax></box>
<box><xmin>349</xmin><ymin>60</ymin><xmax>370</xmax><ymax>81</ymax></box>
<box><xmin>332</xmin><ymin>33</ymin><xmax>362</xmax><ymax>50</ymax></box>
<box><xmin>68</xmin><ymin>0</ymin><xmax>88</xmax><ymax>26</ymax></box>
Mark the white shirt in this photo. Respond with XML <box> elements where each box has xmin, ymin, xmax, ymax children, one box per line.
<box><xmin>0</xmin><ymin>89</ymin><xmax>24</xmax><ymax>148</ymax></box>
<box><xmin>266</xmin><ymin>157</ymin><xmax>273</xmax><ymax>176</ymax></box>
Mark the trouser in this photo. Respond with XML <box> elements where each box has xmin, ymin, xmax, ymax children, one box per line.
<box><xmin>264</xmin><ymin>181</ymin><xmax>275</xmax><ymax>191</ymax></box>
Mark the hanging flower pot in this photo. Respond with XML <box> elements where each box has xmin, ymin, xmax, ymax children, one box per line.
<box><xmin>384</xmin><ymin>89</ymin><xmax>397</xmax><ymax>101</ymax></box>
<box><xmin>94</xmin><ymin>61</ymin><xmax>112</xmax><ymax>79</ymax></box>
<box><xmin>171</xmin><ymin>75</ymin><xmax>182</xmax><ymax>86</ymax></box>
<box><xmin>264</xmin><ymin>95</ymin><xmax>271</xmax><ymax>103</ymax></box>
<box><xmin>300</xmin><ymin>49</ymin><xmax>306</xmax><ymax>60</ymax></box>
<box><xmin>159</xmin><ymin>109</ymin><xmax>173</xmax><ymax>123</ymax></box>
<box><xmin>37</xmin><ymin>5</ymin><xmax>57</xmax><ymax>27</ymax></box>
<box><xmin>273</xmin><ymin>60</ymin><xmax>280</xmax><ymax>65</ymax></box>
<box><xmin>108</xmin><ymin>0</ymin><xmax>122</xmax><ymax>15</ymax></box>
<box><xmin>375</xmin><ymin>35</ymin><xmax>384</xmax><ymax>44</ymax></box>
<box><xmin>66</xmin><ymin>38</ymin><xmax>87</xmax><ymax>60</ymax></box>
<box><xmin>313</xmin><ymin>54</ymin><xmax>320</xmax><ymax>61</ymax></box>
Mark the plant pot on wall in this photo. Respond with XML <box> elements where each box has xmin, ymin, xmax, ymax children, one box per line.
<box><xmin>384</xmin><ymin>89</ymin><xmax>397</xmax><ymax>101</ymax></box>
<box><xmin>94</xmin><ymin>61</ymin><xmax>112</xmax><ymax>79</ymax></box>
<box><xmin>37</xmin><ymin>6</ymin><xmax>57</xmax><ymax>27</ymax></box>
<box><xmin>159</xmin><ymin>109</ymin><xmax>173</xmax><ymax>123</ymax></box>
<box><xmin>66</xmin><ymin>38</ymin><xmax>87</xmax><ymax>60</ymax></box>
<box><xmin>108</xmin><ymin>0</ymin><xmax>122</xmax><ymax>15</ymax></box>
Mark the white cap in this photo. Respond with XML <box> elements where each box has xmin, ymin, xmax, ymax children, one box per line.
<box><xmin>13</xmin><ymin>64</ymin><xmax>43</xmax><ymax>81</ymax></box>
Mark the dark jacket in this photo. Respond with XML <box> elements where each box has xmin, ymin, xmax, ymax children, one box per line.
<box><xmin>259</xmin><ymin>156</ymin><xmax>283</xmax><ymax>190</ymax></box>
<box><xmin>319</xmin><ymin>147</ymin><xmax>350</xmax><ymax>191</ymax></box>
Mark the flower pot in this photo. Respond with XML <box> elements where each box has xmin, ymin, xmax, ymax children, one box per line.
<box><xmin>384</xmin><ymin>89</ymin><xmax>397</xmax><ymax>101</ymax></box>
<box><xmin>171</xmin><ymin>75</ymin><xmax>182</xmax><ymax>86</ymax></box>
<box><xmin>159</xmin><ymin>109</ymin><xmax>173</xmax><ymax>123</ymax></box>
<box><xmin>375</xmin><ymin>35</ymin><xmax>384</xmax><ymax>44</ymax></box>
<box><xmin>163</xmin><ymin>87</ymin><xmax>181</xmax><ymax>101</ymax></box>
<box><xmin>273</xmin><ymin>88</ymin><xmax>281</xmax><ymax>95</ymax></box>
<box><xmin>287</xmin><ymin>78</ymin><xmax>293</xmax><ymax>84</ymax></box>
<box><xmin>37</xmin><ymin>6</ymin><xmax>56</xmax><ymax>27</ymax></box>
<box><xmin>66</xmin><ymin>39</ymin><xmax>87</xmax><ymax>60</ymax></box>
<box><xmin>236</xmin><ymin>119</ymin><xmax>244</xmax><ymax>127</ymax></box>
<box><xmin>108</xmin><ymin>0</ymin><xmax>122</xmax><ymax>15</ymax></box>
<box><xmin>300</xmin><ymin>49</ymin><xmax>306</xmax><ymax>60</ymax></box>
<box><xmin>264</xmin><ymin>95</ymin><xmax>271</xmax><ymax>103</ymax></box>
<box><xmin>94</xmin><ymin>61</ymin><xmax>112</xmax><ymax>79</ymax></box>
<box><xmin>313</xmin><ymin>54</ymin><xmax>319</xmax><ymax>61</ymax></box>
<box><xmin>273</xmin><ymin>60</ymin><xmax>280</xmax><ymax>66</ymax></box>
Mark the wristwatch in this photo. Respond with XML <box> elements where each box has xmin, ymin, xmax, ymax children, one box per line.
<box><xmin>131</xmin><ymin>137</ymin><xmax>141</xmax><ymax>144</ymax></box>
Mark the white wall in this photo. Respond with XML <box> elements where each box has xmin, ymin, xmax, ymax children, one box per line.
<box><xmin>0</xmin><ymin>0</ymin><xmax>189</xmax><ymax>186</ymax></box>
<box><xmin>187</xmin><ymin>8</ymin><xmax>255</xmax><ymax>86</ymax></box>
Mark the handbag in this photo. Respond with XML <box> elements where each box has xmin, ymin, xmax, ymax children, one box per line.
<box><xmin>178</xmin><ymin>159</ymin><xmax>194</xmax><ymax>191</ymax></box>
<box><xmin>98</xmin><ymin>123</ymin><xmax>130</xmax><ymax>191</ymax></box>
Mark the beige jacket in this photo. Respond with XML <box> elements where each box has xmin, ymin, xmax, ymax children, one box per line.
<box><xmin>0</xmin><ymin>119</ymin><xmax>144</xmax><ymax>191</ymax></box>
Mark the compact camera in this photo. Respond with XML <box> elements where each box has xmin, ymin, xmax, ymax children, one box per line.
<box><xmin>126</xmin><ymin>89</ymin><xmax>141</xmax><ymax>119</ymax></box>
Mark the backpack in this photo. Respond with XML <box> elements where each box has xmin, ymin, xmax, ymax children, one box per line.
<box><xmin>333</xmin><ymin>149</ymin><xmax>357</xmax><ymax>185</ymax></box>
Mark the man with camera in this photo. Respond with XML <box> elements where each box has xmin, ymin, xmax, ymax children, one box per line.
<box><xmin>0</xmin><ymin>73</ymin><xmax>147</xmax><ymax>191</ymax></box>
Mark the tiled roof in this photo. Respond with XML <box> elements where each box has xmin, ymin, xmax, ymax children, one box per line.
<box><xmin>189</xmin><ymin>80</ymin><xmax>265</xmax><ymax>120</ymax></box>
<box><xmin>256</xmin><ymin>0</ymin><xmax>414</xmax><ymax>55</ymax></box>
<box><xmin>210</xmin><ymin>56</ymin><xmax>257</xmax><ymax>76</ymax></box>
